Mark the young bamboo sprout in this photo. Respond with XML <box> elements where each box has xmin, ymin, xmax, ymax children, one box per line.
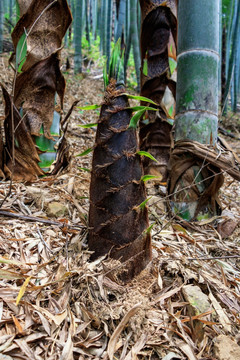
<box><xmin>88</xmin><ymin>43</ymin><xmax>152</xmax><ymax>281</ymax></box>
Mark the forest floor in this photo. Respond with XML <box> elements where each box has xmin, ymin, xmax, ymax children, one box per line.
<box><xmin>0</xmin><ymin>50</ymin><xmax>240</xmax><ymax>360</ymax></box>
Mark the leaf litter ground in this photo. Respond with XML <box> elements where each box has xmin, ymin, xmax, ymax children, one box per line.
<box><xmin>0</xmin><ymin>53</ymin><xmax>240</xmax><ymax>360</ymax></box>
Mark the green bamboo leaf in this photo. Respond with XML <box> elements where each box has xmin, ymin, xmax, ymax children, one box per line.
<box><xmin>109</xmin><ymin>39</ymin><xmax>122</xmax><ymax>81</ymax></box>
<box><xmin>168</xmin><ymin>105</ymin><xmax>173</xmax><ymax>117</ymax></box>
<box><xmin>76</xmin><ymin>147</ymin><xmax>93</xmax><ymax>157</ymax></box>
<box><xmin>143</xmin><ymin>58</ymin><xmax>148</xmax><ymax>76</ymax></box>
<box><xmin>127</xmin><ymin>106</ymin><xmax>157</xmax><ymax>112</ymax></box>
<box><xmin>78</xmin><ymin>167</ymin><xmax>91</xmax><ymax>172</ymax></box>
<box><xmin>139</xmin><ymin>197</ymin><xmax>152</xmax><ymax>209</ymax></box>
<box><xmin>116</xmin><ymin>46</ymin><xmax>125</xmax><ymax>83</ymax></box>
<box><xmin>145</xmin><ymin>223</ymin><xmax>155</xmax><ymax>234</ymax></box>
<box><xmin>167</xmin><ymin>118</ymin><xmax>174</xmax><ymax>126</ymax></box>
<box><xmin>103</xmin><ymin>59</ymin><xmax>109</xmax><ymax>88</ymax></box>
<box><xmin>141</xmin><ymin>175</ymin><xmax>159</xmax><ymax>182</ymax></box>
<box><xmin>78</xmin><ymin>123</ymin><xmax>98</xmax><ymax>128</ymax></box>
<box><xmin>137</xmin><ymin>151</ymin><xmax>158</xmax><ymax>162</ymax></box>
<box><xmin>128</xmin><ymin>108</ymin><xmax>146</xmax><ymax>129</ymax></box>
<box><xmin>123</xmin><ymin>94</ymin><xmax>157</xmax><ymax>105</ymax></box>
<box><xmin>77</xmin><ymin>104</ymin><xmax>101</xmax><ymax>110</ymax></box>
<box><xmin>169</xmin><ymin>58</ymin><xmax>177</xmax><ymax>75</ymax></box>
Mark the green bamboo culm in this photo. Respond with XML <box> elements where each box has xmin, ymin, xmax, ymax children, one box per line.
<box><xmin>115</xmin><ymin>0</ymin><xmax>126</xmax><ymax>43</ymax></box>
<box><xmin>228</xmin><ymin>0</ymin><xmax>240</xmax><ymax>112</ymax></box>
<box><xmin>175</xmin><ymin>0</ymin><xmax>219</xmax><ymax>144</ymax></box>
<box><xmin>130</xmin><ymin>0</ymin><xmax>140</xmax><ymax>91</ymax></box>
<box><xmin>85</xmin><ymin>0</ymin><xmax>91</xmax><ymax>50</ymax></box>
<box><xmin>0</xmin><ymin>0</ymin><xmax>3</xmax><ymax>53</ymax></box>
<box><xmin>124</xmin><ymin>0</ymin><xmax>131</xmax><ymax>81</ymax></box>
<box><xmin>106</xmin><ymin>0</ymin><xmax>112</xmax><ymax>70</ymax></box>
<box><xmin>170</xmin><ymin>0</ymin><xmax>220</xmax><ymax>221</ymax></box>
<box><xmin>74</xmin><ymin>0</ymin><xmax>83</xmax><ymax>73</ymax></box>
<box><xmin>101</xmin><ymin>0</ymin><xmax>107</xmax><ymax>56</ymax></box>
<box><xmin>91</xmin><ymin>0</ymin><xmax>97</xmax><ymax>40</ymax></box>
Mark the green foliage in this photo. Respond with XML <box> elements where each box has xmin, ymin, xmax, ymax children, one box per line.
<box><xmin>141</xmin><ymin>175</ymin><xmax>159</xmax><ymax>182</ymax></box>
<box><xmin>77</xmin><ymin>104</ymin><xmax>101</xmax><ymax>110</ymax></box>
<box><xmin>128</xmin><ymin>106</ymin><xmax>157</xmax><ymax>112</ymax></box>
<box><xmin>123</xmin><ymin>94</ymin><xmax>158</xmax><ymax>105</ymax></box>
<box><xmin>137</xmin><ymin>151</ymin><xmax>158</xmax><ymax>162</ymax></box>
<box><xmin>169</xmin><ymin>58</ymin><xmax>177</xmax><ymax>75</ymax></box>
<box><xmin>144</xmin><ymin>223</ymin><xmax>155</xmax><ymax>234</ymax></box>
<box><xmin>128</xmin><ymin>106</ymin><xmax>157</xmax><ymax>129</ymax></box>
<box><xmin>222</xmin><ymin>0</ymin><xmax>234</xmax><ymax>21</ymax></box>
<box><xmin>222</xmin><ymin>0</ymin><xmax>240</xmax><ymax>113</ymax></box>
<box><xmin>104</xmin><ymin>39</ymin><xmax>125</xmax><ymax>87</ymax></box>
<box><xmin>16</xmin><ymin>33</ymin><xmax>27</xmax><ymax>72</ymax></box>
<box><xmin>76</xmin><ymin>147</ymin><xmax>94</xmax><ymax>157</ymax></box>
<box><xmin>81</xmin><ymin>35</ymin><xmax>105</xmax><ymax>65</ymax></box>
<box><xmin>78</xmin><ymin>167</ymin><xmax>91</xmax><ymax>172</ymax></box>
<box><xmin>126</xmin><ymin>49</ymin><xmax>138</xmax><ymax>90</ymax></box>
<box><xmin>139</xmin><ymin>197</ymin><xmax>152</xmax><ymax>209</ymax></box>
<box><xmin>143</xmin><ymin>58</ymin><xmax>148</xmax><ymax>76</ymax></box>
<box><xmin>128</xmin><ymin>108</ymin><xmax>147</xmax><ymax>129</ymax></box>
<box><xmin>78</xmin><ymin>123</ymin><xmax>98</xmax><ymax>128</ymax></box>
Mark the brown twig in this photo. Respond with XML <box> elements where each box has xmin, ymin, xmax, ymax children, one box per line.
<box><xmin>188</xmin><ymin>255</ymin><xmax>240</xmax><ymax>261</ymax></box>
<box><xmin>0</xmin><ymin>209</ymin><xmax>85</xmax><ymax>230</ymax></box>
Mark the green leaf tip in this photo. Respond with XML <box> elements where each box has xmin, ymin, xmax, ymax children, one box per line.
<box><xmin>141</xmin><ymin>174</ymin><xmax>160</xmax><ymax>182</ymax></box>
<box><xmin>145</xmin><ymin>223</ymin><xmax>155</xmax><ymax>235</ymax></box>
<box><xmin>122</xmin><ymin>94</ymin><xmax>157</xmax><ymax>106</ymax></box>
<box><xmin>127</xmin><ymin>106</ymin><xmax>157</xmax><ymax>112</ymax></box>
<box><xmin>143</xmin><ymin>58</ymin><xmax>148</xmax><ymax>76</ymax></box>
<box><xmin>108</xmin><ymin>39</ymin><xmax>125</xmax><ymax>85</ymax></box>
<box><xmin>78</xmin><ymin>167</ymin><xmax>91</xmax><ymax>172</ymax></box>
<box><xmin>76</xmin><ymin>147</ymin><xmax>93</xmax><ymax>157</ymax></box>
<box><xmin>128</xmin><ymin>108</ymin><xmax>146</xmax><ymax>129</ymax></box>
<box><xmin>139</xmin><ymin>197</ymin><xmax>152</xmax><ymax>209</ymax></box>
<box><xmin>137</xmin><ymin>151</ymin><xmax>158</xmax><ymax>162</ymax></box>
<box><xmin>128</xmin><ymin>106</ymin><xmax>157</xmax><ymax>129</ymax></box>
<box><xmin>78</xmin><ymin>123</ymin><xmax>98</xmax><ymax>128</ymax></box>
<box><xmin>77</xmin><ymin>104</ymin><xmax>101</xmax><ymax>110</ymax></box>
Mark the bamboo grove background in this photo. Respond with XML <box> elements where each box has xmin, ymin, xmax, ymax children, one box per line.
<box><xmin>0</xmin><ymin>0</ymin><xmax>239</xmax><ymax>114</ymax></box>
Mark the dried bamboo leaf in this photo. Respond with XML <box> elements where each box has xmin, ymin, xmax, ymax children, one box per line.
<box><xmin>107</xmin><ymin>303</ymin><xmax>141</xmax><ymax>360</ymax></box>
<box><xmin>14</xmin><ymin>339</ymin><xmax>37</xmax><ymax>359</ymax></box>
<box><xmin>60</xmin><ymin>332</ymin><xmax>73</xmax><ymax>360</ymax></box>
<box><xmin>209</xmin><ymin>292</ymin><xmax>232</xmax><ymax>332</ymax></box>
<box><xmin>174</xmin><ymin>339</ymin><xmax>197</xmax><ymax>360</ymax></box>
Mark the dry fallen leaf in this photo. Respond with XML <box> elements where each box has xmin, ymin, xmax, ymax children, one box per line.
<box><xmin>60</xmin><ymin>332</ymin><xmax>73</xmax><ymax>360</ymax></box>
<box><xmin>16</xmin><ymin>276</ymin><xmax>31</xmax><ymax>305</ymax></box>
<box><xmin>107</xmin><ymin>303</ymin><xmax>141</xmax><ymax>360</ymax></box>
<box><xmin>209</xmin><ymin>292</ymin><xmax>232</xmax><ymax>332</ymax></box>
<box><xmin>217</xmin><ymin>218</ymin><xmax>238</xmax><ymax>238</ymax></box>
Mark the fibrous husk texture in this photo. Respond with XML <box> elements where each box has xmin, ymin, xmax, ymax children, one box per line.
<box><xmin>88</xmin><ymin>80</ymin><xmax>151</xmax><ymax>281</ymax></box>
<box><xmin>168</xmin><ymin>139</ymin><xmax>240</xmax><ymax>219</ymax></box>
<box><xmin>0</xmin><ymin>85</ymin><xmax>44</xmax><ymax>181</ymax></box>
<box><xmin>139</xmin><ymin>0</ymin><xmax>177</xmax><ymax>179</ymax></box>
<box><xmin>0</xmin><ymin>0</ymin><xmax>72</xmax><ymax>181</ymax></box>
